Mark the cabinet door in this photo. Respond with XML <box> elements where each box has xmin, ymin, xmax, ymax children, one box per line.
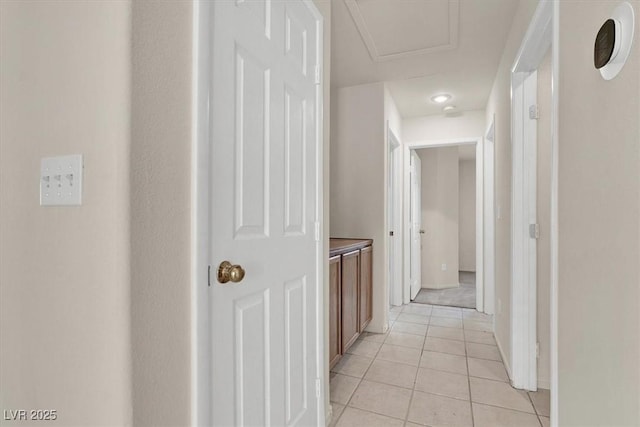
<box><xmin>329</xmin><ymin>255</ymin><xmax>342</xmax><ymax>369</ymax></box>
<box><xmin>341</xmin><ymin>250</ymin><xmax>360</xmax><ymax>351</ymax></box>
<box><xmin>359</xmin><ymin>245</ymin><xmax>373</xmax><ymax>331</ymax></box>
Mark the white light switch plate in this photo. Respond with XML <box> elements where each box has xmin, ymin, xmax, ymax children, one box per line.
<box><xmin>40</xmin><ymin>155</ymin><xmax>83</xmax><ymax>206</ymax></box>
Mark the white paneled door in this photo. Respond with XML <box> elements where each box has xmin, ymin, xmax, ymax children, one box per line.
<box><xmin>409</xmin><ymin>151</ymin><xmax>422</xmax><ymax>300</ymax></box>
<box><xmin>209</xmin><ymin>1</ymin><xmax>322</xmax><ymax>425</ymax></box>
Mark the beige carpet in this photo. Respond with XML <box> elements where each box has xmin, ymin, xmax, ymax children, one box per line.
<box><xmin>412</xmin><ymin>272</ymin><xmax>476</xmax><ymax>309</ymax></box>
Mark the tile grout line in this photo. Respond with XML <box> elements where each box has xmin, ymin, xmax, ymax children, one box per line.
<box><xmin>526</xmin><ymin>390</ymin><xmax>545</xmax><ymax>427</ymax></box>
<box><xmin>332</xmin><ymin>303</ymin><xmax>500</xmax><ymax>426</ymax></box>
<box><xmin>464</xmin><ymin>317</ymin><xmax>476</xmax><ymax>427</ymax></box>
<box><xmin>401</xmin><ymin>341</ymin><xmax>423</xmax><ymax>427</ymax></box>
<box><xmin>401</xmin><ymin>305</ymin><xmax>431</xmax><ymax>426</ymax></box>
<box><xmin>330</xmin><ymin>325</ymin><xmax>389</xmax><ymax>424</ymax></box>
<box><xmin>334</xmin><ymin>322</ymin><xmax>406</xmax><ymax>425</ymax></box>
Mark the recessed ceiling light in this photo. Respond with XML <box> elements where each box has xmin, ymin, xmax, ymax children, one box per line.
<box><xmin>431</xmin><ymin>94</ymin><xmax>452</xmax><ymax>104</ymax></box>
<box><xmin>443</xmin><ymin>105</ymin><xmax>457</xmax><ymax>113</ymax></box>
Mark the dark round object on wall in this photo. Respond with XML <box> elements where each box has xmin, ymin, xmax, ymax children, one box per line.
<box><xmin>594</xmin><ymin>19</ymin><xmax>617</xmax><ymax>69</ymax></box>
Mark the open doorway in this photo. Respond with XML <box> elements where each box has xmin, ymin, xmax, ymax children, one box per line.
<box><xmin>403</xmin><ymin>137</ymin><xmax>491</xmax><ymax>313</ymax></box>
<box><xmin>407</xmin><ymin>143</ymin><xmax>478</xmax><ymax>309</ymax></box>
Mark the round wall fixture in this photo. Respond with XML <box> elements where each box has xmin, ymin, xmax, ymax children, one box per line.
<box><xmin>595</xmin><ymin>2</ymin><xmax>635</xmax><ymax>80</ymax></box>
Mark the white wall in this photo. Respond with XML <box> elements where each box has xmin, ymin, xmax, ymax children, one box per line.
<box><xmin>557</xmin><ymin>1</ymin><xmax>640</xmax><ymax>425</ymax></box>
<box><xmin>459</xmin><ymin>159</ymin><xmax>476</xmax><ymax>272</ymax></box>
<box><xmin>0</xmin><ymin>2</ymin><xmax>133</xmax><ymax>425</ymax></box>
<box><xmin>130</xmin><ymin>2</ymin><xmax>193</xmax><ymax>425</ymax></box>
<box><xmin>417</xmin><ymin>147</ymin><xmax>460</xmax><ymax>288</ymax></box>
<box><xmin>403</xmin><ymin>109</ymin><xmax>486</xmax><ymax>143</ymax></box>
<box><xmin>331</xmin><ymin>82</ymin><xmax>388</xmax><ymax>332</ymax></box>
<box><xmin>484</xmin><ymin>0</ymin><xmax>539</xmax><ymax>375</ymax></box>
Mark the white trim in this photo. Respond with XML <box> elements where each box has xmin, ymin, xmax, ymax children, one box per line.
<box><xmin>538</xmin><ymin>378</ymin><xmax>551</xmax><ymax>390</ymax></box>
<box><xmin>388</xmin><ymin>125</ymin><xmax>403</xmax><ymax>307</ymax></box>
<box><xmin>305</xmin><ymin>1</ymin><xmax>326</xmax><ymax>424</ymax></box>
<box><xmin>495</xmin><ymin>332</ymin><xmax>513</xmax><ymax>381</ymax></box>
<box><xmin>402</xmin><ymin>137</ymin><xmax>487</xmax><ymax>313</ymax></box>
<box><xmin>511</xmin><ymin>69</ymin><xmax>538</xmax><ymax>391</ymax></box>
<box><xmin>423</xmin><ymin>283</ymin><xmax>461</xmax><ymax>290</ymax></box>
<box><xmin>344</xmin><ymin>0</ymin><xmax>459</xmax><ymax>62</ymax></box>
<box><xmin>294</xmin><ymin>2</ymin><xmax>327</xmax><ymax>423</ymax></box>
<box><xmin>509</xmin><ymin>0</ymin><xmax>555</xmax><ymax>398</ymax></box>
<box><xmin>192</xmin><ymin>1</ymin><xmax>326</xmax><ymax>425</ymax></box>
<box><xmin>475</xmin><ymin>135</ymin><xmax>484</xmax><ymax>312</ymax></box>
<box><xmin>483</xmin><ymin>115</ymin><xmax>496</xmax><ymax>314</ymax></box>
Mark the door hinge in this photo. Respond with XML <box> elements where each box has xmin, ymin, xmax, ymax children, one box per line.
<box><xmin>529</xmin><ymin>104</ymin><xmax>539</xmax><ymax>120</ymax></box>
<box><xmin>529</xmin><ymin>223</ymin><xmax>540</xmax><ymax>239</ymax></box>
<box><xmin>389</xmin><ymin>231</ymin><xmax>394</xmax><ymax>237</ymax></box>
<box><xmin>208</xmin><ymin>265</ymin><xmax>211</xmax><ymax>287</ymax></box>
<box><xmin>314</xmin><ymin>65</ymin><xmax>321</xmax><ymax>85</ymax></box>
<box><xmin>315</xmin><ymin>378</ymin><xmax>322</xmax><ymax>398</ymax></box>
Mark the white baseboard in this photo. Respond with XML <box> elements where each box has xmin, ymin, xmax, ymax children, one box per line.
<box><xmin>365</xmin><ymin>322</ymin><xmax>388</xmax><ymax>334</ymax></box>
<box><xmin>495</xmin><ymin>333</ymin><xmax>513</xmax><ymax>381</ymax></box>
<box><xmin>326</xmin><ymin>404</ymin><xmax>333</xmax><ymax>427</ymax></box>
<box><xmin>422</xmin><ymin>283</ymin><xmax>460</xmax><ymax>290</ymax></box>
<box><xmin>537</xmin><ymin>378</ymin><xmax>550</xmax><ymax>390</ymax></box>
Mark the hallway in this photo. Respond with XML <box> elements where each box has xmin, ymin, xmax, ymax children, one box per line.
<box><xmin>329</xmin><ymin>303</ymin><xmax>549</xmax><ymax>427</ymax></box>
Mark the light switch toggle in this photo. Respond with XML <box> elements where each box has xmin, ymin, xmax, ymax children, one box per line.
<box><xmin>40</xmin><ymin>155</ymin><xmax>83</xmax><ymax>206</ymax></box>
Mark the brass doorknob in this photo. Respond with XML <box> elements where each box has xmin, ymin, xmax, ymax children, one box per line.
<box><xmin>217</xmin><ymin>261</ymin><xmax>246</xmax><ymax>284</ymax></box>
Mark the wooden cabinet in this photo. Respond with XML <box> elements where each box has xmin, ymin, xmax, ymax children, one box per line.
<box><xmin>328</xmin><ymin>255</ymin><xmax>342</xmax><ymax>368</ymax></box>
<box><xmin>329</xmin><ymin>238</ymin><xmax>373</xmax><ymax>369</ymax></box>
<box><xmin>359</xmin><ymin>245</ymin><xmax>373</xmax><ymax>331</ymax></box>
<box><xmin>341</xmin><ymin>250</ymin><xmax>360</xmax><ymax>351</ymax></box>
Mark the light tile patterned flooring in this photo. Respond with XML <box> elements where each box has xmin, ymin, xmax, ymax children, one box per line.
<box><xmin>329</xmin><ymin>303</ymin><xmax>550</xmax><ymax>427</ymax></box>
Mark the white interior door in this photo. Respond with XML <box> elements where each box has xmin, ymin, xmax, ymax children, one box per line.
<box><xmin>209</xmin><ymin>1</ymin><xmax>322</xmax><ymax>425</ymax></box>
<box><xmin>387</xmin><ymin>144</ymin><xmax>395</xmax><ymax>306</ymax></box>
<box><xmin>409</xmin><ymin>151</ymin><xmax>422</xmax><ymax>300</ymax></box>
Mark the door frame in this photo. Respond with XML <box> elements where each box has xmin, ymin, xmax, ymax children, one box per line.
<box><xmin>484</xmin><ymin>116</ymin><xmax>496</xmax><ymax>315</ymax></box>
<box><xmin>509</xmin><ymin>2</ymin><xmax>558</xmax><ymax>423</ymax></box>
<box><xmin>190</xmin><ymin>1</ymin><xmax>326</xmax><ymax>425</ymax></box>
<box><xmin>402</xmin><ymin>137</ymin><xmax>487</xmax><ymax>312</ymax></box>
<box><xmin>387</xmin><ymin>125</ymin><xmax>403</xmax><ymax>307</ymax></box>
<box><xmin>510</xmin><ymin>66</ymin><xmax>538</xmax><ymax>391</ymax></box>
<box><xmin>408</xmin><ymin>149</ymin><xmax>422</xmax><ymax>301</ymax></box>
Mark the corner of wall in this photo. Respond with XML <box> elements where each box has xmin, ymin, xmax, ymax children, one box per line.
<box><xmin>131</xmin><ymin>2</ymin><xmax>194</xmax><ymax>425</ymax></box>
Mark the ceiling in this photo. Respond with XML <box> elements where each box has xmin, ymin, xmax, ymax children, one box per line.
<box><xmin>332</xmin><ymin>0</ymin><xmax>520</xmax><ymax>117</ymax></box>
